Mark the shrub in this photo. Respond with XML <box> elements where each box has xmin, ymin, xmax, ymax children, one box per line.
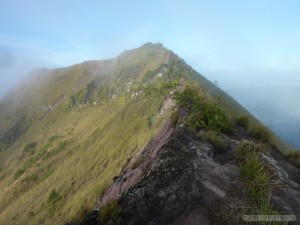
<box><xmin>175</xmin><ymin>85</ymin><xmax>233</xmax><ymax>133</ymax></box>
<box><xmin>251</xmin><ymin>125</ymin><xmax>272</xmax><ymax>143</ymax></box>
<box><xmin>47</xmin><ymin>189</ymin><xmax>62</xmax><ymax>215</ymax></box>
<box><xmin>97</xmin><ymin>199</ymin><xmax>121</xmax><ymax>225</ymax></box>
<box><xmin>204</xmin><ymin>102</ymin><xmax>233</xmax><ymax>133</ymax></box>
<box><xmin>236</xmin><ymin>116</ymin><xmax>250</xmax><ymax>129</ymax></box>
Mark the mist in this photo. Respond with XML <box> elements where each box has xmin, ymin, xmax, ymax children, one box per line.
<box><xmin>204</xmin><ymin>70</ymin><xmax>300</xmax><ymax>148</ymax></box>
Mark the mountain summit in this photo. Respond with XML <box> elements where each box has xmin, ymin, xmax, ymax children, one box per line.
<box><xmin>0</xmin><ymin>43</ymin><xmax>299</xmax><ymax>225</ymax></box>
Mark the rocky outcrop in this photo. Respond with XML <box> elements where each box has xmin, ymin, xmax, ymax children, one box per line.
<box><xmin>79</xmin><ymin>122</ymin><xmax>300</xmax><ymax>225</ymax></box>
<box><xmin>117</xmin><ymin>128</ymin><xmax>248</xmax><ymax>225</ymax></box>
<box><xmin>98</xmin><ymin>120</ymin><xmax>175</xmax><ymax>207</ymax></box>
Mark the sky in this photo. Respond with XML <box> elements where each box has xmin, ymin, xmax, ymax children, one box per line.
<box><xmin>0</xmin><ymin>0</ymin><xmax>300</xmax><ymax>97</ymax></box>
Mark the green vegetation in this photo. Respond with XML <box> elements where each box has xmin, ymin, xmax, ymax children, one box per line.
<box><xmin>23</xmin><ymin>142</ymin><xmax>37</xmax><ymax>154</ymax></box>
<box><xmin>250</xmin><ymin>124</ymin><xmax>273</xmax><ymax>143</ymax></box>
<box><xmin>235</xmin><ymin>140</ymin><xmax>283</xmax><ymax>224</ymax></box>
<box><xmin>170</xmin><ymin>110</ymin><xmax>179</xmax><ymax>126</ymax></box>
<box><xmin>97</xmin><ymin>200</ymin><xmax>121</xmax><ymax>225</ymax></box>
<box><xmin>287</xmin><ymin>151</ymin><xmax>300</xmax><ymax>168</ymax></box>
<box><xmin>47</xmin><ymin>189</ymin><xmax>62</xmax><ymax>215</ymax></box>
<box><xmin>0</xmin><ymin>43</ymin><xmax>293</xmax><ymax>225</ymax></box>
<box><xmin>240</xmin><ymin>153</ymin><xmax>273</xmax><ymax>201</ymax></box>
<box><xmin>143</xmin><ymin>79</ymin><xmax>180</xmax><ymax>97</ymax></box>
<box><xmin>200</xmin><ymin>130</ymin><xmax>227</xmax><ymax>153</ymax></box>
<box><xmin>236</xmin><ymin>115</ymin><xmax>250</xmax><ymax>129</ymax></box>
<box><xmin>175</xmin><ymin>85</ymin><xmax>233</xmax><ymax>133</ymax></box>
<box><xmin>0</xmin><ymin>87</ymin><xmax>167</xmax><ymax>225</ymax></box>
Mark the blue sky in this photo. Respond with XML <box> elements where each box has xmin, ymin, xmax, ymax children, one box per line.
<box><xmin>0</xmin><ymin>0</ymin><xmax>300</xmax><ymax>96</ymax></box>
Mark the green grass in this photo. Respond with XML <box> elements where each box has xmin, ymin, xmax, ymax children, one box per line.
<box><xmin>235</xmin><ymin>140</ymin><xmax>285</xmax><ymax>224</ymax></box>
<box><xmin>287</xmin><ymin>150</ymin><xmax>300</xmax><ymax>168</ymax></box>
<box><xmin>200</xmin><ymin>130</ymin><xmax>227</xmax><ymax>153</ymax></box>
<box><xmin>97</xmin><ymin>200</ymin><xmax>121</xmax><ymax>225</ymax></box>
<box><xmin>236</xmin><ymin>115</ymin><xmax>250</xmax><ymax>130</ymax></box>
<box><xmin>175</xmin><ymin>85</ymin><xmax>234</xmax><ymax>133</ymax></box>
<box><xmin>250</xmin><ymin>124</ymin><xmax>273</xmax><ymax>143</ymax></box>
<box><xmin>0</xmin><ymin>43</ymin><xmax>294</xmax><ymax>225</ymax></box>
<box><xmin>0</xmin><ymin>94</ymin><xmax>167</xmax><ymax>225</ymax></box>
<box><xmin>239</xmin><ymin>153</ymin><xmax>273</xmax><ymax>201</ymax></box>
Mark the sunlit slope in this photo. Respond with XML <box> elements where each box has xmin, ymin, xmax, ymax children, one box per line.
<box><xmin>0</xmin><ymin>43</ymin><xmax>293</xmax><ymax>225</ymax></box>
<box><xmin>0</xmin><ymin>43</ymin><xmax>174</xmax><ymax>225</ymax></box>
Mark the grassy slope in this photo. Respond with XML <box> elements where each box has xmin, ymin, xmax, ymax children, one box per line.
<box><xmin>0</xmin><ymin>43</ymin><xmax>294</xmax><ymax>225</ymax></box>
<box><xmin>0</xmin><ymin>95</ymin><xmax>165</xmax><ymax>225</ymax></box>
<box><xmin>0</xmin><ymin>43</ymin><xmax>172</xmax><ymax>225</ymax></box>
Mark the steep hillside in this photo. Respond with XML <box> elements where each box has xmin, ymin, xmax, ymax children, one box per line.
<box><xmin>0</xmin><ymin>43</ymin><xmax>298</xmax><ymax>225</ymax></box>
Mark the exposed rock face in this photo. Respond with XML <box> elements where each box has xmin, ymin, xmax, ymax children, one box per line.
<box><xmin>79</xmin><ymin>122</ymin><xmax>300</xmax><ymax>225</ymax></box>
<box><xmin>117</xmin><ymin>128</ymin><xmax>248</xmax><ymax>225</ymax></box>
<box><xmin>98</xmin><ymin>121</ymin><xmax>175</xmax><ymax>206</ymax></box>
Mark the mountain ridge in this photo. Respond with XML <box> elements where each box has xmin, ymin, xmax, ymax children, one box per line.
<box><xmin>0</xmin><ymin>43</ymin><xmax>299</xmax><ymax>225</ymax></box>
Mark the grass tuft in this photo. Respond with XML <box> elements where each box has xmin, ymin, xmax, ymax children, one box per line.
<box><xmin>201</xmin><ymin>130</ymin><xmax>227</xmax><ymax>153</ymax></box>
<box><xmin>250</xmin><ymin>125</ymin><xmax>273</xmax><ymax>143</ymax></box>
<box><xmin>236</xmin><ymin>115</ymin><xmax>250</xmax><ymax>129</ymax></box>
<box><xmin>97</xmin><ymin>200</ymin><xmax>121</xmax><ymax>225</ymax></box>
<box><xmin>287</xmin><ymin>151</ymin><xmax>300</xmax><ymax>168</ymax></box>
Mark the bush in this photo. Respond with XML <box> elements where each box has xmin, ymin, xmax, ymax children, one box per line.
<box><xmin>47</xmin><ymin>189</ymin><xmax>62</xmax><ymax>215</ymax></box>
<box><xmin>175</xmin><ymin>85</ymin><xmax>233</xmax><ymax>133</ymax></box>
<box><xmin>98</xmin><ymin>200</ymin><xmax>121</xmax><ymax>225</ymax></box>
<box><xmin>204</xmin><ymin>102</ymin><xmax>233</xmax><ymax>133</ymax></box>
<box><xmin>236</xmin><ymin>116</ymin><xmax>250</xmax><ymax>129</ymax></box>
<box><xmin>251</xmin><ymin>125</ymin><xmax>272</xmax><ymax>143</ymax></box>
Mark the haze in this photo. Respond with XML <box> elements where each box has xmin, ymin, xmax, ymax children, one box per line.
<box><xmin>0</xmin><ymin>0</ymin><xmax>300</xmax><ymax>147</ymax></box>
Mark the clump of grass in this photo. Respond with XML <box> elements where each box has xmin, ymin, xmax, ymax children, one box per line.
<box><xmin>236</xmin><ymin>115</ymin><xmax>250</xmax><ymax>129</ymax></box>
<box><xmin>287</xmin><ymin>151</ymin><xmax>300</xmax><ymax>168</ymax></box>
<box><xmin>235</xmin><ymin>140</ymin><xmax>281</xmax><ymax>223</ymax></box>
<box><xmin>46</xmin><ymin>189</ymin><xmax>62</xmax><ymax>216</ymax></box>
<box><xmin>48</xmin><ymin>135</ymin><xmax>59</xmax><ymax>142</ymax></box>
<box><xmin>239</xmin><ymin>153</ymin><xmax>273</xmax><ymax>201</ymax></box>
<box><xmin>131</xmin><ymin>156</ymin><xmax>145</xmax><ymax>170</ymax></box>
<box><xmin>97</xmin><ymin>199</ymin><xmax>121</xmax><ymax>225</ymax></box>
<box><xmin>239</xmin><ymin>199</ymin><xmax>287</xmax><ymax>225</ymax></box>
<box><xmin>14</xmin><ymin>168</ymin><xmax>26</xmax><ymax>179</ymax></box>
<box><xmin>235</xmin><ymin>140</ymin><xmax>270</xmax><ymax>161</ymax></box>
<box><xmin>250</xmin><ymin>125</ymin><xmax>272</xmax><ymax>143</ymax></box>
<box><xmin>23</xmin><ymin>142</ymin><xmax>37</xmax><ymax>155</ymax></box>
<box><xmin>170</xmin><ymin>110</ymin><xmax>179</xmax><ymax>126</ymax></box>
<box><xmin>202</xmin><ymin>130</ymin><xmax>227</xmax><ymax>153</ymax></box>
